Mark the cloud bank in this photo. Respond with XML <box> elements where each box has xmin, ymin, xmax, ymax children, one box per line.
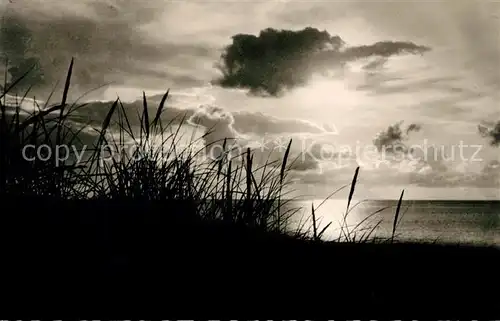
<box><xmin>0</xmin><ymin>1</ymin><xmax>215</xmax><ymax>99</ymax></box>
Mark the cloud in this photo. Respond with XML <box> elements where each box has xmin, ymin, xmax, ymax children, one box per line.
<box><xmin>187</xmin><ymin>104</ymin><xmax>240</xmax><ymax>158</ymax></box>
<box><xmin>289</xmin><ymin>154</ymin><xmax>500</xmax><ymax>194</ymax></box>
<box><xmin>366</xmin><ymin>121</ymin><xmax>463</xmax><ymax>178</ymax></box>
<box><xmin>340</xmin><ymin>41</ymin><xmax>430</xmax><ymax>59</ymax></box>
<box><xmin>231</xmin><ymin>111</ymin><xmax>326</xmax><ymax>135</ymax></box>
<box><xmin>408</xmin><ymin>159</ymin><xmax>500</xmax><ymax>188</ymax></box>
<box><xmin>213</xmin><ymin>27</ymin><xmax>430</xmax><ymax>96</ymax></box>
<box><xmin>372</xmin><ymin>121</ymin><xmax>421</xmax><ymax>153</ymax></box>
<box><xmin>184</xmin><ymin>104</ymin><xmax>329</xmax><ymax>171</ymax></box>
<box><xmin>478</xmin><ymin>120</ymin><xmax>500</xmax><ymax>146</ymax></box>
<box><xmin>66</xmin><ymin>96</ymin><xmax>194</xmax><ymax>134</ymax></box>
<box><xmin>354</xmin><ymin>121</ymin><xmax>500</xmax><ymax>188</ymax></box>
<box><xmin>0</xmin><ymin>2</ymin><xmax>214</xmax><ymax>99</ymax></box>
<box><xmin>367</xmin><ymin>75</ymin><xmax>465</xmax><ymax>95</ymax></box>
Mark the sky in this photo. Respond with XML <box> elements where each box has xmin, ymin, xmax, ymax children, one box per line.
<box><xmin>1</xmin><ymin>0</ymin><xmax>499</xmax><ymax>200</ymax></box>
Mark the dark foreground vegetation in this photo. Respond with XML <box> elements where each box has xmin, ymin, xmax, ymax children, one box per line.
<box><xmin>2</xmin><ymin>198</ymin><xmax>500</xmax><ymax>315</ymax></box>
<box><xmin>0</xmin><ymin>61</ymin><xmax>499</xmax><ymax>315</ymax></box>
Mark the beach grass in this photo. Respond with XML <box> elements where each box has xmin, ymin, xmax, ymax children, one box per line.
<box><xmin>0</xmin><ymin>57</ymin><xmax>396</xmax><ymax>242</ymax></box>
<box><xmin>0</xmin><ymin>58</ymin><xmax>498</xmax><ymax>313</ymax></box>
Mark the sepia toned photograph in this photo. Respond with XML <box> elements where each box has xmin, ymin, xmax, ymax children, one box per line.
<box><xmin>0</xmin><ymin>0</ymin><xmax>499</xmax><ymax>315</ymax></box>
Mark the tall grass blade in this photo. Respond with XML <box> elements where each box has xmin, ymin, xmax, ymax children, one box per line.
<box><xmin>142</xmin><ymin>91</ymin><xmax>150</xmax><ymax>140</ymax></box>
<box><xmin>311</xmin><ymin>203</ymin><xmax>317</xmax><ymax>240</ymax></box>
<box><xmin>2</xmin><ymin>57</ymin><xmax>7</xmax><ymax>108</ymax></box>
<box><xmin>279</xmin><ymin>139</ymin><xmax>292</xmax><ymax>184</ymax></box>
<box><xmin>217</xmin><ymin>138</ymin><xmax>227</xmax><ymax>180</ymax></box>
<box><xmin>317</xmin><ymin>221</ymin><xmax>332</xmax><ymax>240</ymax></box>
<box><xmin>244</xmin><ymin>148</ymin><xmax>253</xmax><ymax>222</ymax></box>
<box><xmin>392</xmin><ymin>189</ymin><xmax>405</xmax><ymax>243</ymax></box>
<box><xmin>152</xmin><ymin>89</ymin><xmax>169</xmax><ymax>127</ymax></box>
<box><xmin>57</xmin><ymin>58</ymin><xmax>75</xmax><ymax>146</ymax></box>
<box><xmin>18</xmin><ymin>104</ymin><xmax>64</xmax><ymax>132</ymax></box>
<box><xmin>96</xmin><ymin>99</ymin><xmax>119</xmax><ymax>147</ymax></box>
<box><xmin>224</xmin><ymin>160</ymin><xmax>232</xmax><ymax>222</ymax></box>
<box><xmin>60</xmin><ymin>57</ymin><xmax>74</xmax><ymax>107</ymax></box>
<box><xmin>346</xmin><ymin>166</ymin><xmax>360</xmax><ymax>212</ymax></box>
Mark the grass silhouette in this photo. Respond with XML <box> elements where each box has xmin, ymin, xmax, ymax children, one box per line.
<box><xmin>0</xmin><ymin>57</ymin><xmax>386</xmax><ymax>240</ymax></box>
<box><xmin>0</xmin><ymin>58</ymin><xmax>498</xmax><ymax>314</ymax></box>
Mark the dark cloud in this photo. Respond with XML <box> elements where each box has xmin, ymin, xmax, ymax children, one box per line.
<box><xmin>478</xmin><ymin>121</ymin><xmax>500</xmax><ymax>146</ymax></box>
<box><xmin>371</xmin><ymin>122</ymin><xmax>452</xmax><ymax>173</ymax></box>
<box><xmin>372</xmin><ymin>121</ymin><xmax>421</xmax><ymax>153</ymax></box>
<box><xmin>213</xmin><ymin>27</ymin><xmax>430</xmax><ymax>96</ymax></box>
<box><xmin>340</xmin><ymin>41</ymin><xmax>430</xmax><ymax>59</ymax></box>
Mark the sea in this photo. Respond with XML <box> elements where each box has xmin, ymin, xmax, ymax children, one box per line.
<box><xmin>292</xmin><ymin>199</ymin><xmax>500</xmax><ymax>245</ymax></box>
